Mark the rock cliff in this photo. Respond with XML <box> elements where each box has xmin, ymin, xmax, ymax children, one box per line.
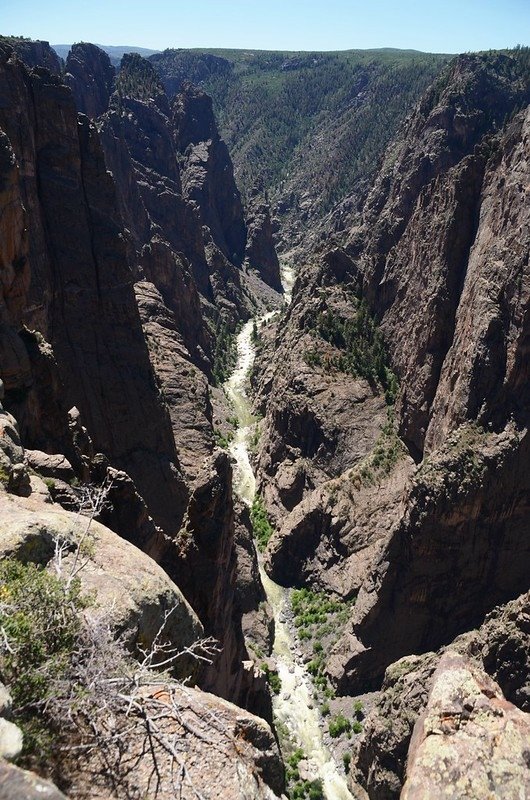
<box><xmin>0</xmin><ymin>40</ymin><xmax>272</xmax><ymax>724</ymax></box>
<box><xmin>352</xmin><ymin>589</ymin><xmax>530</xmax><ymax>798</ymax></box>
<box><xmin>65</xmin><ymin>42</ymin><xmax>115</xmax><ymax>119</ymax></box>
<box><xmin>254</xmin><ymin>49</ymin><xmax>530</xmax><ymax>698</ymax></box>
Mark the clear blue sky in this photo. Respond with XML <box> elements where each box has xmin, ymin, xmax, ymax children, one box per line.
<box><xmin>1</xmin><ymin>0</ymin><xmax>529</xmax><ymax>53</ymax></box>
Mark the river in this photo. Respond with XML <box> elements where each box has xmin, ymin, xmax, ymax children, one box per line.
<box><xmin>224</xmin><ymin>264</ymin><xmax>354</xmax><ymax>800</ymax></box>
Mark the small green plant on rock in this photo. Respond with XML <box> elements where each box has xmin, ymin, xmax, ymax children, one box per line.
<box><xmin>352</xmin><ymin>720</ymin><xmax>363</xmax><ymax>734</ymax></box>
<box><xmin>261</xmin><ymin>663</ymin><xmax>281</xmax><ymax>695</ymax></box>
<box><xmin>0</xmin><ymin>464</ymin><xmax>9</xmax><ymax>487</ymax></box>
<box><xmin>214</xmin><ymin>428</ymin><xmax>233</xmax><ymax>449</ymax></box>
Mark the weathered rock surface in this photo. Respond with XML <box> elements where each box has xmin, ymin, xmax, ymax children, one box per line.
<box><xmin>0</xmin><ymin>760</ymin><xmax>68</xmax><ymax>800</ymax></box>
<box><xmin>65</xmin><ymin>43</ymin><xmax>115</xmax><ymax>119</ymax></box>
<box><xmin>25</xmin><ymin>449</ymin><xmax>75</xmax><ymax>482</ymax></box>
<box><xmin>2</xmin><ymin>38</ymin><xmax>62</xmax><ymax>74</ymax></box>
<box><xmin>234</xmin><ymin>501</ymin><xmax>274</xmax><ymax>655</ymax></box>
<box><xmin>357</xmin><ymin>54</ymin><xmax>530</xmax><ymax>456</ymax></box>
<box><xmin>173</xmin><ymin>83</ymin><xmax>247</xmax><ymax>268</ymax></box>
<box><xmin>265</xmin><ymin>452</ymin><xmax>414</xmax><ymax>598</ymax></box>
<box><xmin>327</xmin><ymin>422</ymin><xmax>530</xmax><ymax>693</ymax></box>
<box><xmin>0</xmin><ymin>489</ymin><xmax>204</xmax><ymax>669</ymax></box>
<box><xmin>0</xmin><ymin>43</ymin><xmax>188</xmax><ymax>537</ymax></box>
<box><xmin>160</xmin><ymin>450</ymin><xmax>261</xmax><ymax>706</ymax></box>
<box><xmin>245</xmin><ymin>190</ymin><xmax>282</xmax><ymax>292</ymax></box>
<box><xmin>255</xmin><ymin>256</ymin><xmax>388</xmax><ymax>530</ymax></box>
<box><xmin>255</xmin><ymin>52</ymin><xmax>530</xmax><ymax>698</ymax></box>
<box><xmin>353</xmin><ymin>590</ymin><xmax>530</xmax><ymax>799</ymax></box>
<box><xmin>66</xmin><ymin>684</ymin><xmax>283</xmax><ymax>800</ymax></box>
<box><xmin>0</xmin><ymin>719</ymin><xmax>23</xmax><ymax>760</ymax></box>
<box><xmin>401</xmin><ymin>653</ymin><xmax>530</xmax><ymax>800</ymax></box>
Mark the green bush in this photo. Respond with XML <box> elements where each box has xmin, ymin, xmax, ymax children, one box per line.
<box><xmin>308</xmin><ymin>780</ymin><xmax>324</xmax><ymax>800</ymax></box>
<box><xmin>261</xmin><ymin>663</ymin><xmax>281</xmax><ymax>695</ymax></box>
<box><xmin>352</xmin><ymin>720</ymin><xmax>363</xmax><ymax>734</ymax></box>
<box><xmin>214</xmin><ymin>428</ymin><xmax>233</xmax><ymax>449</ymax></box>
<box><xmin>343</xmin><ymin>752</ymin><xmax>351</xmax><ymax>773</ymax></box>
<box><xmin>250</xmin><ymin>494</ymin><xmax>274</xmax><ymax>551</ymax></box>
<box><xmin>0</xmin><ymin>559</ymin><xmax>89</xmax><ymax>762</ymax></box>
<box><xmin>303</xmin><ymin>349</ymin><xmax>322</xmax><ymax>368</ymax></box>
<box><xmin>328</xmin><ymin>712</ymin><xmax>351</xmax><ymax>738</ymax></box>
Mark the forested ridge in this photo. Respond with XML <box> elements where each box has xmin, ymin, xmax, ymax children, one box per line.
<box><xmin>150</xmin><ymin>47</ymin><xmax>450</xmax><ymax>221</ymax></box>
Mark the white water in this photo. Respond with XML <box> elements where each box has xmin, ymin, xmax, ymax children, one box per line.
<box><xmin>224</xmin><ymin>263</ymin><xmax>354</xmax><ymax>800</ymax></box>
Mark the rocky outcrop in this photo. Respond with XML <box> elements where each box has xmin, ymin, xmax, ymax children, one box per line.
<box><xmin>265</xmin><ymin>451</ymin><xmax>414</xmax><ymax>598</ymax></box>
<box><xmin>245</xmin><ymin>190</ymin><xmax>282</xmax><ymax>292</ymax></box>
<box><xmin>401</xmin><ymin>653</ymin><xmax>530</xmax><ymax>800</ymax></box>
<box><xmin>352</xmin><ymin>590</ymin><xmax>530</xmax><ymax>799</ymax></box>
<box><xmin>1</xmin><ymin>37</ymin><xmax>62</xmax><ymax>74</ymax></box>
<box><xmin>254</xmin><ymin>253</ymin><xmax>388</xmax><ymax>529</ymax></box>
<box><xmin>0</xmin><ymin>760</ymin><xmax>68</xmax><ymax>800</ymax></box>
<box><xmin>65</xmin><ymin>43</ymin><xmax>115</xmax><ymax>119</ymax></box>
<box><xmin>65</xmin><ymin>683</ymin><xmax>283</xmax><ymax>800</ymax></box>
<box><xmin>172</xmin><ymin>83</ymin><xmax>249</xmax><ymax>300</ymax></box>
<box><xmin>357</xmin><ymin>53</ymin><xmax>530</xmax><ymax>456</ymax></box>
<box><xmin>173</xmin><ymin>83</ymin><xmax>248</xmax><ymax>265</ymax></box>
<box><xmin>234</xmin><ymin>502</ymin><xmax>274</xmax><ymax>655</ymax></box>
<box><xmin>150</xmin><ymin>50</ymin><xmax>233</xmax><ymax>97</ymax></box>
<box><xmin>158</xmin><ymin>450</ymin><xmax>257</xmax><ymax>705</ymax></box>
<box><xmin>0</xmin><ymin>489</ymin><xmax>204</xmax><ymax>673</ymax></box>
<box><xmin>326</xmin><ymin>423</ymin><xmax>530</xmax><ymax>693</ymax></box>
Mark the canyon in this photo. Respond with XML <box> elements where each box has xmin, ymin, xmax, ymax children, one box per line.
<box><xmin>0</xmin><ymin>34</ymin><xmax>528</xmax><ymax>800</ymax></box>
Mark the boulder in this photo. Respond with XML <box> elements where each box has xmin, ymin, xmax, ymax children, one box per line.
<box><xmin>0</xmin><ymin>760</ymin><xmax>68</xmax><ymax>800</ymax></box>
<box><xmin>401</xmin><ymin>652</ymin><xmax>530</xmax><ymax>800</ymax></box>
<box><xmin>0</xmin><ymin>720</ymin><xmax>22</xmax><ymax>760</ymax></box>
<box><xmin>0</xmin><ymin>492</ymin><xmax>203</xmax><ymax>675</ymax></box>
<box><xmin>25</xmin><ymin>450</ymin><xmax>75</xmax><ymax>482</ymax></box>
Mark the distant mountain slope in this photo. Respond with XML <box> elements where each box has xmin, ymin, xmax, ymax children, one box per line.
<box><xmin>53</xmin><ymin>43</ymin><xmax>160</xmax><ymax>65</ymax></box>
<box><xmin>150</xmin><ymin>47</ymin><xmax>451</xmax><ymax>245</ymax></box>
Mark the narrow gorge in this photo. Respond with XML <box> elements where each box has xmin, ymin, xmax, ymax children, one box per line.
<box><xmin>0</xmin><ymin>33</ymin><xmax>529</xmax><ymax>800</ymax></box>
<box><xmin>224</xmin><ymin>266</ymin><xmax>355</xmax><ymax>799</ymax></box>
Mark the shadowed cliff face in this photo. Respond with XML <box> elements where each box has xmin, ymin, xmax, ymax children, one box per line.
<box><xmin>0</xmin><ymin>42</ymin><xmax>272</xmax><ymax>715</ymax></box>
<box><xmin>172</xmin><ymin>83</ymin><xmax>247</xmax><ymax>267</ymax></box>
<box><xmin>1</xmin><ymin>37</ymin><xmax>62</xmax><ymax>74</ymax></box>
<box><xmin>255</xmin><ymin>51</ymin><xmax>530</xmax><ymax>695</ymax></box>
<box><xmin>65</xmin><ymin>42</ymin><xmax>115</xmax><ymax>118</ymax></box>
<box><xmin>0</xmin><ymin>43</ymin><xmax>188</xmax><ymax>536</ymax></box>
<box><xmin>356</xmin><ymin>54</ymin><xmax>530</xmax><ymax>457</ymax></box>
